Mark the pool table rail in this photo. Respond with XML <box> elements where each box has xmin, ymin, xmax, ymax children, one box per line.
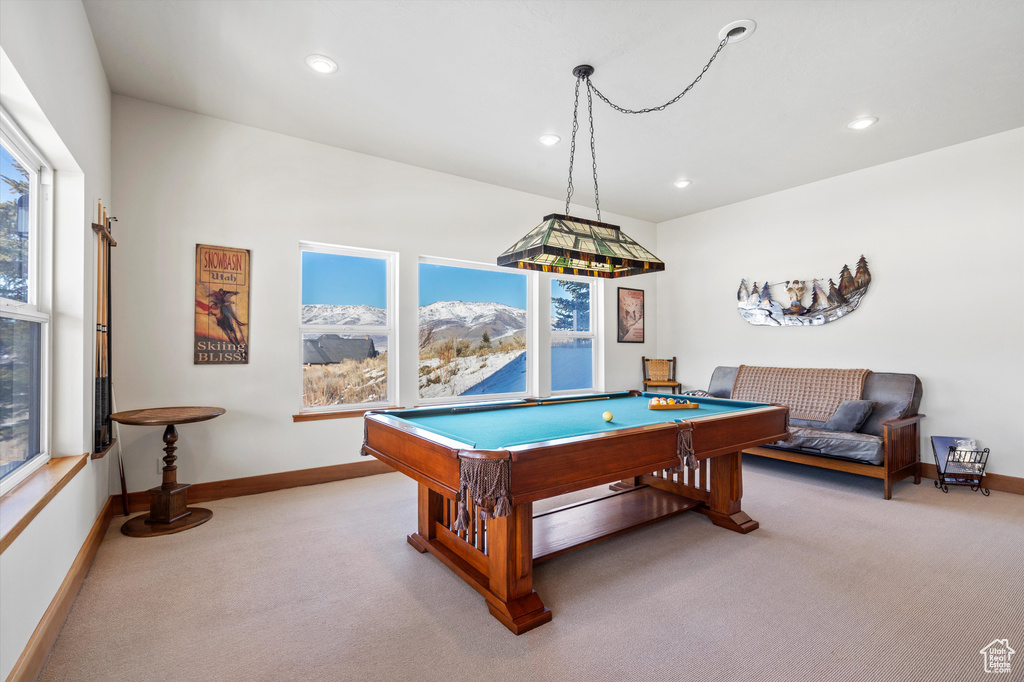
<box><xmin>363</xmin><ymin>412</ymin><xmax>694</xmax><ymax>505</ymax></box>
<box><xmin>504</xmin><ymin>421</ymin><xmax>686</xmax><ymax>503</ymax></box>
<box><xmin>683</xmin><ymin>404</ymin><xmax>791</xmax><ymax>459</ymax></box>
<box><xmin>361</xmin><ymin>414</ymin><xmax>466</xmax><ymax>497</ymax></box>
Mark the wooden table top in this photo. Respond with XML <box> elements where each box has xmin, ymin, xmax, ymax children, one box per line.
<box><xmin>109</xmin><ymin>406</ymin><xmax>226</xmax><ymax>426</ymax></box>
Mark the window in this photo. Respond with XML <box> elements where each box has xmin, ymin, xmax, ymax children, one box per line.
<box><xmin>299</xmin><ymin>243</ymin><xmax>396</xmax><ymax>411</ymax></box>
<box><xmin>418</xmin><ymin>258</ymin><xmax>529</xmax><ymax>402</ymax></box>
<box><xmin>1</xmin><ymin>109</ymin><xmax>51</xmax><ymax>494</ymax></box>
<box><xmin>550</xmin><ymin>277</ymin><xmax>596</xmax><ymax>393</ymax></box>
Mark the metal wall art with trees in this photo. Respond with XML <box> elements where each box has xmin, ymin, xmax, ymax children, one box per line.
<box><xmin>737</xmin><ymin>256</ymin><xmax>872</xmax><ymax>327</ymax></box>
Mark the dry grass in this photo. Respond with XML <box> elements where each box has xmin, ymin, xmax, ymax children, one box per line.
<box><xmin>419</xmin><ymin>334</ymin><xmax>525</xmax><ymax>361</ymax></box>
<box><xmin>418</xmin><ymin>334</ymin><xmax>525</xmax><ymax>386</ymax></box>
<box><xmin>302</xmin><ymin>354</ymin><xmax>388</xmax><ymax>406</ymax></box>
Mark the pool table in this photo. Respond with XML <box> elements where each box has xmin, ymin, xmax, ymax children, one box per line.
<box><xmin>361</xmin><ymin>391</ymin><xmax>788</xmax><ymax>634</ymax></box>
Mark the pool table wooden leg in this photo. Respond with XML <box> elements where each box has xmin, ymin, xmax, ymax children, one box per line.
<box><xmin>406</xmin><ymin>483</ymin><xmax>444</xmax><ymax>553</ymax></box>
<box><xmin>484</xmin><ymin>503</ymin><xmax>552</xmax><ymax>634</ymax></box>
<box><xmin>702</xmin><ymin>451</ymin><xmax>760</xmax><ymax>534</ymax></box>
<box><xmin>406</xmin><ymin>485</ymin><xmax>550</xmax><ymax>634</ymax></box>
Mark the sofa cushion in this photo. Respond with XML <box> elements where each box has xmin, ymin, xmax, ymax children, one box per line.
<box><xmin>770</xmin><ymin>427</ymin><xmax>884</xmax><ymax>465</ymax></box>
<box><xmin>708</xmin><ymin>366</ymin><xmax>738</xmax><ymax>398</ymax></box>
<box><xmin>822</xmin><ymin>400</ymin><xmax>874</xmax><ymax>432</ymax></box>
<box><xmin>859</xmin><ymin>372</ymin><xmax>923</xmax><ymax>438</ymax></box>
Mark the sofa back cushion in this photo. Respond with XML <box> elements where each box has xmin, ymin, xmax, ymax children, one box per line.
<box><xmin>707</xmin><ymin>366</ymin><xmax>922</xmax><ymax>438</ymax></box>
<box><xmin>859</xmin><ymin>371</ymin><xmax>923</xmax><ymax>437</ymax></box>
<box><xmin>708</xmin><ymin>366</ymin><xmax>739</xmax><ymax>399</ymax></box>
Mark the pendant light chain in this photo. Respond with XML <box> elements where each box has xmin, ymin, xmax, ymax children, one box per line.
<box><xmin>588</xmin><ymin>37</ymin><xmax>729</xmax><ymax>115</ymax></box>
<box><xmin>564</xmin><ymin>77</ymin><xmax>582</xmax><ymax>216</ymax></box>
<box><xmin>563</xmin><ymin>37</ymin><xmax>730</xmax><ymax>221</ymax></box>
<box><xmin>586</xmin><ymin>81</ymin><xmax>601</xmax><ymax>223</ymax></box>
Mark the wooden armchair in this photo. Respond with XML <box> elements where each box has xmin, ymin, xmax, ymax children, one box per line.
<box><xmin>641</xmin><ymin>356</ymin><xmax>681</xmax><ymax>394</ymax></box>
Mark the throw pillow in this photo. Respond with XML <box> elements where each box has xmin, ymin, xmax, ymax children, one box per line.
<box><xmin>822</xmin><ymin>400</ymin><xmax>874</xmax><ymax>432</ymax></box>
<box><xmin>682</xmin><ymin>389</ymin><xmax>713</xmax><ymax>397</ymax></box>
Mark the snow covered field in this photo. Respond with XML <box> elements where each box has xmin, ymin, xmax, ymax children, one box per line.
<box><xmin>419</xmin><ymin>350</ymin><xmax>524</xmax><ymax>399</ymax></box>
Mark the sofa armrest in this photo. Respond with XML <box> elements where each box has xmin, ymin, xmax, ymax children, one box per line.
<box><xmin>880</xmin><ymin>413</ymin><xmax>924</xmax><ymax>499</ymax></box>
<box><xmin>880</xmin><ymin>414</ymin><xmax>924</xmax><ymax>430</ymax></box>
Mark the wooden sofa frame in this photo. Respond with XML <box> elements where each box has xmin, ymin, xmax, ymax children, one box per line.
<box><xmin>744</xmin><ymin>414</ymin><xmax>923</xmax><ymax>500</ymax></box>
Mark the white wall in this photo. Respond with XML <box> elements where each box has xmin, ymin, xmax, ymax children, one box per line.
<box><xmin>0</xmin><ymin>1</ymin><xmax>111</xmax><ymax>678</ymax></box>
<box><xmin>656</xmin><ymin>128</ymin><xmax>1024</xmax><ymax>478</ymax></box>
<box><xmin>110</xmin><ymin>95</ymin><xmax>658</xmax><ymax>491</ymax></box>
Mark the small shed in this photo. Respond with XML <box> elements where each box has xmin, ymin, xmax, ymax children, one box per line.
<box><xmin>303</xmin><ymin>334</ymin><xmax>377</xmax><ymax>365</ymax></box>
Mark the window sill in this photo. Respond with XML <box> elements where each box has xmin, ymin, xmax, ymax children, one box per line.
<box><xmin>293</xmin><ymin>407</ymin><xmax>402</xmax><ymax>422</ymax></box>
<box><xmin>0</xmin><ymin>454</ymin><xmax>88</xmax><ymax>554</ymax></box>
<box><xmin>91</xmin><ymin>437</ymin><xmax>117</xmax><ymax>460</ymax></box>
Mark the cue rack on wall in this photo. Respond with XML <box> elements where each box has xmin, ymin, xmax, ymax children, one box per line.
<box><xmin>92</xmin><ymin>201</ymin><xmax>117</xmax><ymax>458</ymax></box>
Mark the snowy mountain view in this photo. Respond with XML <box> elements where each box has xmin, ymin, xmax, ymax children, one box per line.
<box><xmin>302</xmin><ymin>304</ymin><xmax>387</xmax><ymax>326</ymax></box>
<box><xmin>418</xmin><ymin>300</ymin><xmax>525</xmax><ymax>342</ymax></box>
<box><xmin>302</xmin><ymin>300</ymin><xmax>526</xmax><ymax>341</ymax></box>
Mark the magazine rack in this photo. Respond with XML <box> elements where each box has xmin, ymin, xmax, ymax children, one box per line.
<box><xmin>931</xmin><ymin>436</ymin><xmax>989</xmax><ymax>496</ymax></box>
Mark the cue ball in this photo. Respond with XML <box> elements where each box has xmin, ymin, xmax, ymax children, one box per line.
<box><xmin>602</xmin><ymin>411</ymin><xmax>613</xmax><ymax>422</ymax></box>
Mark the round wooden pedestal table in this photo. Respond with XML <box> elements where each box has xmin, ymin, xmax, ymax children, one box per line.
<box><xmin>110</xmin><ymin>406</ymin><xmax>225</xmax><ymax>537</ymax></box>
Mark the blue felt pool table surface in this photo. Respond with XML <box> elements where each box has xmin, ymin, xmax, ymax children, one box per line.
<box><xmin>382</xmin><ymin>392</ymin><xmax>769</xmax><ymax>450</ymax></box>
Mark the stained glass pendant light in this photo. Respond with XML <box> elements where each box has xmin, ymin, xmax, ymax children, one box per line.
<box><xmin>497</xmin><ymin>213</ymin><xmax>663</xmax><ymax>278</ymax></box>
<box><xmin>498</xmin><ymin>22</ymin><xmax>752</xmax><ymax>278</ymax></box>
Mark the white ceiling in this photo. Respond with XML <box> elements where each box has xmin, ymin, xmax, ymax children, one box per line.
<box><xmin>82</xmin><ymin>0</ymin><xmax>1024</xmax><ymax>224</ymax></box>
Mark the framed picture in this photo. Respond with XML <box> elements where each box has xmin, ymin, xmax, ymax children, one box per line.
<box><xmin>194</xmin><ymin>244</ymin><xmax>250</xmax><ymax>364</ymax></box>
<box><xmin>617</xmin><ymin>287</ymin><xmax>644</xmax><ymax>343</ymax></box>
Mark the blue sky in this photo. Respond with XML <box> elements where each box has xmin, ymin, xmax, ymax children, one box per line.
<box><xmin>302</xmin><ymin>251</ymin><xmax>387</xmax><ymax>307</ymax></box>
<box><xmin>302</xmin><ymin>253</ymin><xmax>553</xmax><ymax>310</ymax></box>
<box><xmin>551</xmin><ymin>279</ymin><xmax>576</xmax><ymax>302</ymax></box>
<box><xmin>419</xmin><ymin>263</ymin><xmax>526</xmax><ymax>308</ymax></box>
<box><xmin>1</xmin><ymin>146</ymin><xmax>26</xmax><ymax>203</ymax></box>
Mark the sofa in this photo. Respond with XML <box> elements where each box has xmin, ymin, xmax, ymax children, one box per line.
<box><xmin>706</xmin><ymin>366</ymin><xmax>924</xmax><ymax>499</ymax></box>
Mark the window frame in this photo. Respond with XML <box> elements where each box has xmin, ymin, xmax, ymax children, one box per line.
<box><xmin>298</xmin><ymin>241</ymin><xmax>397</xmax><ymax>414</ymax></box>
<box><xmin>417</xmin><ymin>255</ymin><xmax>533</xmax><ymax>406</ymax></box>
<box><xmin>549</xmin><ymin>274</ymin><xmax>599</xmax><ymax>395</ymax></box>
<box><xmin>0</xmin><ymin>107</ymin><xmax>52</xmax><ymax>495</ymax></box>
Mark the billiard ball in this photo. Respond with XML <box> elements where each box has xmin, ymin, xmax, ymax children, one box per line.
<box><xmin>602</xmin><ymin>411</ymin><xmax>613</xmax><ymax>422</ymax></box>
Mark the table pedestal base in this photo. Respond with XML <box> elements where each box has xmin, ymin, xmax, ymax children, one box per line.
<box><xmin>121</xmin><ymin>480</ymin><xmax>214</xmax><ymax>537</ymax></box>
<box><xmin>147</xmin><ymin>481</ymin><xmax>192</xmax><ymax>524</ymax></box>
<box><xmin>121</xmin><ymin>507</ymin><xmax>212</xmax><ymax>537</ymax></box>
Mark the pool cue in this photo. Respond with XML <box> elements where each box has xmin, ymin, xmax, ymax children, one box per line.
<box><xmin>104</xmin><ymin>215</ymin><xmax>117</xmax><ymax>444</ymax></box>
<box><xmin>448</xmin><ymin>394</ymin><xmax>616</xmax><ymax>414</ymax></box>
<box><xmin>448</xmin><ymin>401</ymin><xmax>536</xmax><ymax>414</ymax></box>
<box><xmin>536</xmin><ymin>395</ymin><xmax>613</xmax><ymax>405</ymax></box>
<box><xmin>111</xmin><ymin>392</ymin><xmax>129</xmax><ymax>515</ymax></box>
<box><xmin>94</xmin><ymin>203</ymin><xmax>105</xmax><ymax>449</ymax></box>
<box><xmin>99</xmin><ymin>217</ymin><xmax>109</xmax><ymax>445</ymax></box>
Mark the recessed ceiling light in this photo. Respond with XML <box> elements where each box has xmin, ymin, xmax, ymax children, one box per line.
<box><xmin>847</xmin><ymin>116</ymin><xmax>878</xmax><ymax>130</ymax></box>
<box><xmin>719</xmin><ymin>19</ymin><xmax>756</xmax><ymax>44</ymax></box>
<box><xmin>305</xmin><ymin>54</ymin><xmax>338</xmax><ymax>74</ymax></box>
<box><xmin>673</xmin><ymin>179</ymin><xmax>692</xmax><ymax>189</ymax></box>
<box><xmin>538</xmin><ymin>134</ymin><xmax>561</xmax><ymax>146</ymax></box>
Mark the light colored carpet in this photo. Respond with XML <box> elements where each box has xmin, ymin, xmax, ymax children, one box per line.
<box><xmin>39</xmin><ymin>458</ymin><xmax>1024</xmax><ymax>681</ymax></box>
